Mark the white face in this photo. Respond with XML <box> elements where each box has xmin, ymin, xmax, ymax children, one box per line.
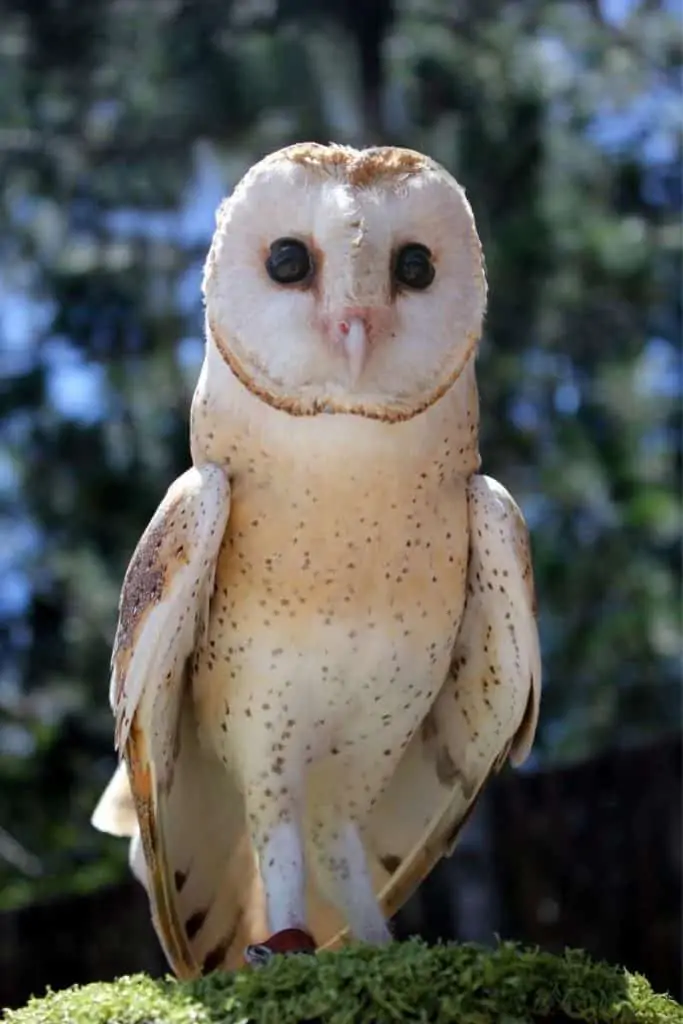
<box><xmin>203</xmin><ymin>145</ymin><xmax>487</xmax><ymax>422</ymax></box>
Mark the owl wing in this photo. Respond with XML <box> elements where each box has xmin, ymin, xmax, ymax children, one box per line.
<box><xmin>93</xmin><ymin>465</ymin><xmax>266</xmax><ymax>977</ymax></box>
<box><xmin>321</xmin><ymin>474</ymin><xmax>541</xmax><ymax>948</ymax></box>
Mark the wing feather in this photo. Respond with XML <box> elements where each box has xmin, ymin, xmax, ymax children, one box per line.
<box><xmin>91</xmin><ymin>759</ymin><xmax>137</xmax><ymax>837</ymax></box>
<box><xmin>110</xmin><ymin>464</ymin><xmax>229</xmax><ymax>752</ymax></box>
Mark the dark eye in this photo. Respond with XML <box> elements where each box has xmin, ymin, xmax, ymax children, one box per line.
<box><xmin>393</xmin><ymin>243</ymin><xmax>435</xmax><ymax>290</ymax></box>
<box><xmin>266</xmin><ymin>237</ymin><xmax>313</xmax><ymax>285</ymax></box>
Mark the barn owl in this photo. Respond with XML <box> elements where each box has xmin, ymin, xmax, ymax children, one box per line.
<box><xmin>92</xmin><ymin>142</ymin><xmax>541</xmax><ymax>976</ymax></box>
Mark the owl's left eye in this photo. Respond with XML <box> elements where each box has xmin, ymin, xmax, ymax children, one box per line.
<box><xmin>266</xmin><ymin>238</ymin><xmax>313</xmax><ymax>285</ymax></box>
<box><xmin>393</xmin><ymin>243</ymin><xmax>435</xmax><ymax>290</ymax></box>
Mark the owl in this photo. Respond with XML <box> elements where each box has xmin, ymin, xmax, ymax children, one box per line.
<box><xmin>92</xmin><ymin>143</ymin><xmax>541</xmax><ymax>976</ymax></box>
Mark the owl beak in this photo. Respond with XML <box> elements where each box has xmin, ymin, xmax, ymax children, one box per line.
<box><xmin>337</xmin><ymin>316</ymin><xmax>368</xmax><ymax>386</ymax></box>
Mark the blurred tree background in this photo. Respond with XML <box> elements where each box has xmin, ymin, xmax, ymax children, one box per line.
<box><xmin>0</xmin><ymin>0</ymin><xmax>680</xmax><ymax>991</ymax></box>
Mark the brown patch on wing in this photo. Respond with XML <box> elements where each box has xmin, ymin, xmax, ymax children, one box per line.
<box><xmin>421</xmin><ymin>710</ymin><xmax>466</xmax><ymax>787</ymax></box>
<box><xmin>202</xmin><ymin>908</ymin><xmax>244</xmax><ymax>975</ymax></box>
<box><xmin>185</xmin><ymin>908</ymin><xmax>208</xmax><ymax>941</ymax></box>
<box><xmin>379</xmin><ymin>854</ymin><xmax>402</xmax><ymax>875</ymax></box>
<box><xmin>420</xmin><ymin>709</ymin><xmax>438</xmax><ymax>743</ymax></box>
<box><xmin>112</xmin><ymin>490</ymin><xmax>191</xmax><ymax>707</ymax></box>
<box><xmin>280</xmin><ymin>143</ymin><xmax>430</xmax><ymax>188</ymax></box>
<box><xmin>442</xmin><ymin>782</ymin><xmax>484</xmax><ymax>855</ymax></box>
<box><xmin>210</xmin><ymin>319</ymin><xmax>479</xmax><ymax>424</ymax></box>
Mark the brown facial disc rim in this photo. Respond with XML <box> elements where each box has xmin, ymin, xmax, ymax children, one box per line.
<box><xmin>209</xmin><ymin>319</ymin><xmax>480</xmax><ymax>424</ymax></box>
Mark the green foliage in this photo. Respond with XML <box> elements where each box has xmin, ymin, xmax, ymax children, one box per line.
<box><xmin>5</xmin><ymin>940</ymin><xmax>683</xmax><ymax>1024</ymax></box>
<box><xmin>0</xmin><ymin>0</ymin><xmax>680</xmax><ymax>907</ymax></box>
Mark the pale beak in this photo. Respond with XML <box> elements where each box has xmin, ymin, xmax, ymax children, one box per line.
<box><xmin>339</xmin><ymin>317</ymin><xmax>368</xmax><ymax>386</ymax></box>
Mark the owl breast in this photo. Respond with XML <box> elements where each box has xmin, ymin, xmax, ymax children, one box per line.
<box><xmin>192</xmin><ymin>445</ymin><xmax>469</xmax><ymax>818</ymax></box>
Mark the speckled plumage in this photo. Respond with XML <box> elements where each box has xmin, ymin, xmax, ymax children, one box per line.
<box><xmin>92</xmin><ymin>143</ymin><xmax>541</xmax><ymax>978</ymax></box>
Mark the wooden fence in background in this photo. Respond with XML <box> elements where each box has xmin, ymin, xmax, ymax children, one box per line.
<box><xmin>1</xmin><ymin>733</ymin><xmax>680</xmax><ymax>1010</ymax></box>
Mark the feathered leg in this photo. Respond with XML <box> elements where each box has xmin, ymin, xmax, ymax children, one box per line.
<box><xmin>310</xmin><ymin>814</ymin><xmax>391</xmax><ymax>945</ymax></box>
<box><xmin>243</xmin><ymin>792</ymin><xmax>316</xmax><ymax>966</ymax></box>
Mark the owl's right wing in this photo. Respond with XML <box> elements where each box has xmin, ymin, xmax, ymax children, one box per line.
<box><xmin>92</xmin><ymin>465</ymin><xmax>266</xmax><ymax>978</ymax></box>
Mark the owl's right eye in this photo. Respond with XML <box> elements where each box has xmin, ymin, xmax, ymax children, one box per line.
<box><xmin>266</xmin><ymin>238</ymin><xmax>313</xmax><ymax>285</ymax></box>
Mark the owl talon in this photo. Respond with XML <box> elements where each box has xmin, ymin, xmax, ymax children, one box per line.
<box><xmin>244</xmin><ymin>928</ymin><xmax>317</xmax><ymax>967</ymax></box>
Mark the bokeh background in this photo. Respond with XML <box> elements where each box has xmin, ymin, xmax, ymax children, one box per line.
<box><xmin>0</xmin><ymin>0</ymin><xmax>681</xmax><ymax>1011</ymax></box>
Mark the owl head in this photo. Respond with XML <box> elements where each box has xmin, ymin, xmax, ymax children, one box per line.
<box><xmin>203</xmin><ymin>143</ymin><xmax>486</xmax><ymax>423</ymax></box>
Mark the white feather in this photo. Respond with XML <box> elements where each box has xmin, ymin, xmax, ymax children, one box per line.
<box><xmin>91</xmin><ymin>760</ymin><xmax>137</xmax><ymax>837</ymax></box>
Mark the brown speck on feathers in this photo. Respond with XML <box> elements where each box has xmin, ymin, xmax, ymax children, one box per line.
<box><xmin>185</xmin><ymin>907</ymin><xmax>207</xmax><ymax>941</ymax></box>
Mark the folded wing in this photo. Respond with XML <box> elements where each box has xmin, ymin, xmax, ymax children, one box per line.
<box><xmin>93</xmin><ymin>464</ymin><xmax>267</xmax><ymax>977</ymax></box>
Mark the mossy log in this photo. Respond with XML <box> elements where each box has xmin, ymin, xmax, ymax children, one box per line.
<box><xmin>4</xmin><ymin>940</ymin><xmax>681</xmax><ymax>1024</ymax></box>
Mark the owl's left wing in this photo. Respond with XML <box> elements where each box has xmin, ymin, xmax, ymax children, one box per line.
<box><xmin>330</xmin><ymin>474</ymin><xmax>541</xmax><ymax>942</ymax></box>
<box><xmin>109</xmin><ymin>464</ymin><xmax>230</xmax><ymax>754</ymax></box>
<box><xmin>93</xmin><ymin>464</ymin><xmax>262</xmax><ymax>978</ymax></box>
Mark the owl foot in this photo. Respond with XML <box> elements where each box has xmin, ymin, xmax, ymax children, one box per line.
<box><xmin>244</xmin><ymin>928</ymin><xmax>317</xmax><ymax>968</ymax></box>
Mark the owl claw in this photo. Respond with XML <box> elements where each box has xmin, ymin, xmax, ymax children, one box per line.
<box><xmin>244</xmin><ymin>928</ymin><xmax>317</xmax><ymax>967</ymax></box>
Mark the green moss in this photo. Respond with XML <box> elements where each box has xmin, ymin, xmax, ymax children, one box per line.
<box><xmin>4</xmin><ymin>940</ymin><xmax>682</xmax><ymax>1024</ymax></box>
